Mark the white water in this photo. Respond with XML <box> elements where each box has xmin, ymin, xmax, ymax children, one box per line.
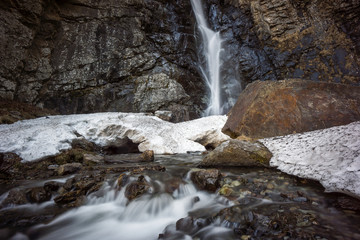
<box><xmin>27</xmin><ymin>177</ymin><xmax>232</xmax><ymax>240</ymax></box>
<box><xmin>190</xmin><ymin>0</ymin><xmax>223</xmax><ymax>116</ymax></box>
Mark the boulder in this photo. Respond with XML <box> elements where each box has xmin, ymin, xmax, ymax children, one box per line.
<box><xmin>223</xmin><ymin>79</ymin><xmax>360</xmax><ymax>139</ymax></box>
<box><xmin>190</xmin><ymin>169</ymin><xmax>221</xmax><ymax>192</ymax></box>
<box><xmin>199</xmin><ymin>139</ymin><xmax>272</xmax><ymax>168</ymax></box>
<box><xmin>57</xmin><ymin>163</ymin><xmax>82</xmax><ymax>176</ymax></box>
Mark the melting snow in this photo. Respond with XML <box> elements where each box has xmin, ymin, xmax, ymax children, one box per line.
<box><xmin>0</xmin><ymin>113</ymin><xmax>229</xmax><ymax>162</ymax></box>
<box><xmin>260</xmin><ymin>121</ymin><xmax>360</xmax><ymax>197</ymax></box>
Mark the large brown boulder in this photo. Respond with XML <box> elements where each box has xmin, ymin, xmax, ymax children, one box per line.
<box><xmin>222</xmin><ymin>79</ymin><xmax>360</xmax><ymax>139</ymax></box>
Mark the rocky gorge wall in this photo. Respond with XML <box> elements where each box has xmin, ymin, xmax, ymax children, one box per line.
<box><xmin>208</xmin><ymin>0</ymin><xmax>360</xmax><ymax>87</ymax></box>
<box><xmin>1</xmin><ymin>0</ymin><xmax>360</xmax><ymax>120</ymax></box>
<box><xmin>0</xmin><ymin>0</ymin><xmax>204</xmax><ymax>121</ymax></box>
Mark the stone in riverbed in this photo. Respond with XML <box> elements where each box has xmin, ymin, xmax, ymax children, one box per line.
<box><xmin>57</xmin><ymin>163</ymin><xmax>82</xmax><ymax>176</ymax></box>
<box><xmin>199</xmin><ymin>139</ymin><xmax>272</xmax><ymax>167</ymax></box>
<box><xmin>125</xmin><ymin>175</ymin><xmax>150</xmax><ymax>201</ymax></box>
<box><xmin>26</xmin><ymin>187</ymin><xmax>51</xmax><ymax>203</ymax></box>
<box><xmin>190</xmin><ymin>169</ymin><xmax>221</xmax><ymax>192</ymax></box>
<box><xmin>1</xmin><ymin>189</ymin><xmax>28</xmax><ymax>207</ymax></box>
<box><xmin>0</xmin><ymin>152</ymin><xmax>22</xmax><ymax>178</ymax></box>
<box><xmin>222</xmin><ymin>79</ymin><xmax>360</xmax><ymax>139</ymax></box>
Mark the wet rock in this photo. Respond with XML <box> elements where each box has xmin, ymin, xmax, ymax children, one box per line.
<box><xmin>139</xmin><ymin>150</ymin><xmax>154</xmax><ymax>162</ymax></box>
<box><xmin>190</xmin><ymin>169</ymin><xmax>221</xmax><ymax>192</ymax></box>
<box><xmin>199</xmin><ymin>139</ymin><xmax>272</xmax><ymax>167</ymax></box>
<box><xmin>125</xmin><ymin>175</ymin><xmax>150</xmax><ymax>201</ymax></box>
<box><xmin>223</xmin><ymin>79</ymin><xmax>360</xmax><ymax>139</ymax></box>
<box><xmin>117</xmin><ymin>173</ymin><xmax>129</xmax><ymax>189</ymax></box>
<box><xmin>54</xmin><ymin>149</ymin><xmax>86</xmax><ymax>165</ymax></box>
<box><xmin>54</xmin><ymin>191</ymin><xmax>81</xmax><ymax>205</ymax></box>
<box><xmin>155</xmin><ymin>111</ymin><xmax>173</xmax><ymax>122</ymax></box>
<box><xmin>71</xmin><ymin>138</ymin><xmax>98</xmax><ymax>152</ymax></box>
<box><xmin>26</xmin><ymin>187</ymin><xmax>51</xmax><ymax>203</ymax></box>
<box><xmin>1</xmin><ymin>189</ymin><xmax>28</xmax><ymax>207</ymax></box>
<box><xmin>83</xmin><ymin>154</ymin><xmax>104</xmax><ymax>166</ymax></box>
<box><xmin>0</xmin><ymin>152</ymin><xmax>22</xmax><ymax>178</ymax></box>
<box><xmin>44</xmin><ymin>181</ymin><xmax>62</xmax><ymax>192</ymax></box>
<box><xmin>57</xmin><ymin>163</ymin><xmax>82</xmax><ymax>176</ymax></box>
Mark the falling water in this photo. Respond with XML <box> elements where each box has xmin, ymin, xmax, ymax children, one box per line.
<box><xmin>190</xmin><ymin>0</ymin><xmax>223</xmax><ymax>116</ymax></box>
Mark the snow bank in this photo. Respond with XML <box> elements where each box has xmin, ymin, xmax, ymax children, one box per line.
<box><xmin>0</xmin><ymin>113</ymin><xmax>229</xmax><ymax>162</ymax></box>
<box><xmin>260</xmin><ymin>121</ymin><xmax>360</xmax><ymax>197</ymax></box>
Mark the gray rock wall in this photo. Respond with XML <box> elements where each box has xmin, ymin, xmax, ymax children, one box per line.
<box><xmin>0</xmin><ymin>0</ymin><xmax>204</xmax><ymax>121</ymax></box>
<box><xmin>1</xmin><ymin>0</ymin><xmax>360</xmax><ymax>120</ymax></box>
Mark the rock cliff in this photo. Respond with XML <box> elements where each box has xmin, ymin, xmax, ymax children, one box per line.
<box><xmin>0</xmin><ymin>0</ymin><xmax>204</xmax><ymax>120</ymax></box>
<box><xmin>1</xmin><ymin>0</ymin><xmax>359</xmax><ymax>118</ymax></box>
<box><xmin>209</xmin><ymin>0</ymin><xmax>360</xmax><ymax>86</ymax></box>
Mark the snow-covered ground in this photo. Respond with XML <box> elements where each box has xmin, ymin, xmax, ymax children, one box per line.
<box><xmin>260</xmin><ymin>121</ymin><xmax>360</xmax><ymax>198</ymax></box>
<box><xmin>0</xmin><ymin>113</ymin><xmax>229</xmax><ymax>162</ymax></box>
<box><xmin>0</xmin><ymin>113</ymin><xmax>359</xmax><ymax>197</ymax></box>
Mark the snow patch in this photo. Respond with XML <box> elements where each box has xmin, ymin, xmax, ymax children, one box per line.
<box><xmin>260</xmin><ymin>121</ymin><xmax>360</xmax><ymax>197</ymax></box>
<box><xmin>0</xmin><ymin>113</ymin><xmax>229</xmax><ymax>162</ymax></box>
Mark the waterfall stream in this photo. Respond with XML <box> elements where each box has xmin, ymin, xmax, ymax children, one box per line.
<box><xmin>190</xmin><ymin>0</ymin><xmax>223</xmax><ymax>116</ymax></box>
<box><xmin>2</xmin><ymin>154</ymin><xmax>360</xmax><ymax>240</ymax></box>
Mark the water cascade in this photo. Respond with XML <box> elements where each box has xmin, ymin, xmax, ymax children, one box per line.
<box><xmin>190</xmin><ymin>0</ymin><xmax>223</xmax><ymax>116</ymax></box>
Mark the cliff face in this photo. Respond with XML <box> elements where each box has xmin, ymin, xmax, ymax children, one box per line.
<box><xmin>1</xmin><ymin>0</ymin><xmax>360</xmax><ymax>118</ymax></box>
<box><xmin>0</xmin><ymin>0</ymin><xmax>204</xmax><ymax>121</ymax></box>
<box><xmin>209</xmin><ymin>0</ymin><xmax>360</xmax><ymax>86</ymax></box>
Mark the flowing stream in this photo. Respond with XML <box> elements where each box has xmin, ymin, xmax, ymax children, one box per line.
<box><xmin>190</xmin><ymin>0</ymin><xmax>223</xmax><ymax>116</ymax></box>
<box><xmin>1</xmin><ymin>154</ymin><xmax>360</xmax><ymax>240</ymax></box>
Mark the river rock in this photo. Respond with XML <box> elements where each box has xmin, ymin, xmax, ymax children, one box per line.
<box><xmin>199</xmin><ymin>139</ymin><xmax>272</xmax><ymax>167</ymax></box>
<box><xmin>1</xmin><ymin>189</ymin><xmax>28</xmax><ymax>207</ymax></box>
<box><xmin>190</xmin><ymin>169</ymin><xmax>221</xmax><ymax>192</ymax></box>
<box><xmin>0</xmin><ymin>152</ymin><xmax>22</xmax><ymax>178</ymax></box>
<box><xmin>57</xmin><ymin>163</ymin><xmax>82</xmax><ymax>176</ymax></box>
<box><xmin>125</xmin><ymin>175</ymin><xmax>150</xmax><ymax>201</ymax></box>
<box><xmin>83</xmin><ymin>154</ymin><xmax>104</xmax><ymax>166</ymax></box>
<box><xmin>26</xmin><ymin>187</ymin><xmax>51</xmax><ymax>203</ymax></box>
<box><xmin>223</xmin><ymin>79</ymin><xmax>360</xmax><ymax>139</ymax></box>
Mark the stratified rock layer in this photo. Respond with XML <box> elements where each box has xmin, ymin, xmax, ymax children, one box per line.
<box><xmin>0</xmin><ymin>0</ymin><xmax>203</xmax><ymax>121</ymax></box>
<box><xmin>223</xmin><ymin>79</ymin><xmax>360</xmax><ymax>139</ymax></box>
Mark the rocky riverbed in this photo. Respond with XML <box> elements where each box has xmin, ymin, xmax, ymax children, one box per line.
<box><xmin>1</xmin><ymin>153</ymin><xmax>360</xmax><ymax>240</ymax></box>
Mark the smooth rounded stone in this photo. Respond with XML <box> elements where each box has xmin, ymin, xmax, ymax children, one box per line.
<box><xmin>57</xmin><ymin>163</ymin><xmax>82</xmax><ymax>176</ymax></box>
<box><xmin>222</xmin><ymin>79</ymin><xmax>360</xmax><ymax>139</ymax></box>
<box><xmin>155</xmin><ymin>111</ymin><xmax>173</xmax><ymax>122</ymax></box>
<box><xmin>125</xmin><ymin>175</ymin><xmax>150</xmax><ymax>201</ymax></box>
<box><xmin>44</xmin><ymin>181</ymin><xmax>62</xmax><ymax>192</ymax></box>
<box><xmin>26</xmin><ymin>187</ymin><xmax>51</xmax><ymax>203</ymax></box>
<box><xmin>190</xmin><ymin>169</ymin><xmax>221</xmax><ymax>192</ymax></box>
<box><xmin>140</xmin><ymin>150</ymin><xmax>154</xmax><ymax>162</ymax></box>
<box><xmin>198</xmin><ymin>139</ymin><xmax>272</xmax><ymax>167</ymax></box>
<box><xmin>1</xmin><ymin>189</ymin><xmax>28</xmax><ymax>207</ymax></box>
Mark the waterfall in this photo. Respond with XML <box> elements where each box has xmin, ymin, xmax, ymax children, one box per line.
<box><xmin>190</xmin><ymin>0</ymin><xmax>223</xmax><ymax>116</ymax></box>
